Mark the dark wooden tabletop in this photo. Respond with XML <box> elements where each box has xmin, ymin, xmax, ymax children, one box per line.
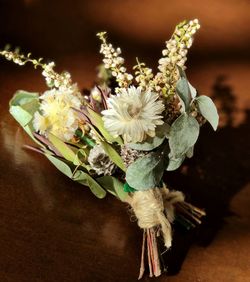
<box><xmin>0</xmin><ymin>1</ymin><xmax>250</xmax><ymax>280</ymax></box>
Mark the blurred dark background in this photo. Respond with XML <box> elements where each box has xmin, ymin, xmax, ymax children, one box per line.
<box><xmin>0</xmin><ymin>1</ymin><xmax>250</xmax><ymax>281</ymax></box>
<box><xmin>1</xmin><ymin>0</ymin><xmax>250</xmax><ymax>63</ymax></box>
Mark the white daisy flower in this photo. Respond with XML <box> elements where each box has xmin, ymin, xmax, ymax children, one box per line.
<box><xmin>33</xmin><ymin>88</ymin><xmax>82</xmax><ymax>141</ymax></box>
<box><xmin>102</xmin><ymin>86</ymin><xmax>165</xmax><ymax>143</ymax></box>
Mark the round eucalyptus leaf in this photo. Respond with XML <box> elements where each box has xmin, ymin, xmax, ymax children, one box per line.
<box><xmin>126</xmin><ymin>147</ymin><xmax>169</xmax><ymax>190</ymax></box>
<box><xmin>169</xmin><ymin>113</ymin><xmax>199</xmax><ymax>158</ymax></box>
<box><xmin>195</xmin><ymin>95</ymin><xmax>219</xmax><ymax>131</ymax></box>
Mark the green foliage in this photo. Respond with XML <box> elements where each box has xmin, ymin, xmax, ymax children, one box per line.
<box><xmin>100</xmin><ymin>141</ymin><xmax>126</xmax><ymax>172</ymax></box>
<box><xmin>74</xmin><ymin>148</ymin><xmax>90</xmax><ymax>169</ymax></box>
<box><xmin>48</xmin><ymin>133</ymin><xmax>92</xmax><ymax>171</ymax></box>
<box><xmin>195</xmin><ymin>95</ymin><xmax>219</xmax><ymax>130</ymax></box>
<box><xmin>176</xmin><ymin>67</ymin><xmax>196</xmax><ymax>111</ymax></box>
<box><xmin>168</xmin><ymin>67</ymin><xmax>218</xmax><ymax>172</ymax></box>
<box><xmin>176</xmin><ymin>77</ymin><xmax>192</xmax><ymax>111</ymax></box>
<box><xmin>128</xmin><ymin>123</ymin><xmax>170</xmax><ymax>151</ymax></box>
<box><xmin>73</xmin><ymin>170</ymin><xmax>107</xmax><ymax>199</ymax></box>
<box><xmin>45</xmin><ymin>154</ymin><xmax>74</xmax><ymax>178</ymax></box>
<box><xmin>168</xmin><ymin>112</ymin><xmax>199</xmax><ymax>158</ymax></box>
<box><xmin>97</xmin><ymin>176</ymin><xmax>127</xmax><ymax>201</ymax></box>
<box><xmin>167</xmin><ymin>145</ymin><xmax>194</xmax><ymax>171</ymax></box>
<box><xmin>88</xmin><ymin>107</ymin><xmax>123</xmax><ymax>145</ymax></box>
<box><xmin>10</xmin><ymin>105</ymin><xmax>33</xmax><ymax>127</ymax></box>
<box><xmin>9</xmin><ymin>90</ymin><xmax>39</xmax><ymax>107</ymax></box>
<box><xmin>9</xmin><ymin>90</ymin><xmax>42</xmax><ymax>145</ymax></box>
<box><xmin>126</xmin><ymin>145</ymin><xmax>169</xmax><ymax>190</ymax></box>
<box><xmin>188</xmin><ymin>82</ymin><xmax>197</xmax><ymax>99</ymax></box>
<box><xmin>186</xmin><ymin>146</ymin><xmax>194</xmax><ymax>158</ymax></box>
<box><xmin>167</xmin><ymin>156</ymin><xmax>185</xmax><ymax>171</ymax></box>
<box><xmin>48</xmin><ymin>133</ymin><xmax>81</xmax><ymax>165</ymax></box>
<box><xmin>7</xmin><ymin>62</ymin><xmax>219</xmax><ymax>198</ymax></box>
<box><xmin>9</xmin><ymin>91</ymin><xmax>106</xmax><ymax>198</ymax></box>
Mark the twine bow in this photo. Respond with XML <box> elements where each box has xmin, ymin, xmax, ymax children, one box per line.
<box><xmin>126</xmin><ymin>185</ymin><xmax>184</xmax><ymax>248</ymax></box>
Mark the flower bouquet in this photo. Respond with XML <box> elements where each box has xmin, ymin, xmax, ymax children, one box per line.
<box><xmin>1</xmin><ymin>19</ymin><xmax>218</xmax><ymax>278</ymax></box>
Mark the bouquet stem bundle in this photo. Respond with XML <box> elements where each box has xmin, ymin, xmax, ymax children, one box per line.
<box><xmin>126</xmin><ymin>185</ymin><xmax>205</xmax><ymax>278</ymax></box>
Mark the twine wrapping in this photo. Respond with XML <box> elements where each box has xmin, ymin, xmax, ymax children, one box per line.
<box><xmin>126</xmin><ymin>185</ymin><xmax>184</xmax><ymax>248</ymax></box>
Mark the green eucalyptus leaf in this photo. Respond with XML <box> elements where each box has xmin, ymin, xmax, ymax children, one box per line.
<box><xmin>97</xmin><ymin>176</ymin><xmax>127</xmax><ymax>201</ymax></box>
<box><xmin>21</xmin><ymin>99</ymin><xmax>40</xmax><ymax>116</ymax></box>
<box><xmin>169</xmin><ymin>113</ymin><xmax>199</xmax><ymax>158</ymax></box>
<box><xmin>128</xmin><ymin>123</ymin><xmax>170</xmax><ymax>151</ymax></box>
<box><xmin>45</xmin><ymin>154</ymin><xmax>73</xmax><ymax>178</ymax></box>
<box><xmin>10</xmin><ymin>105</ymin><xmax>33</xmax><ymax>127</ymax></box>
<box><xmin>10</xmin><ymin>90</ymin><xmax>40</xmax><ymax>117</ymax></box>
<box><xmin>176</xmin><ymin>67</ymin><xmax>197</xmax><ymax>109</ymax></box>
<box><xmin>126</xmin><ymin>146</ymin><xmax>169</xmax><ymax>191</ymax></box>
<box><xmin>9</xmin><ymin>90</ymin><xmax>39</xmax><ymax>107</ymax></box>
<box><xmin>195</xmin><ymin>95</ymin><xmax>219</xmax><ymax>131</ymax></box>
<box><xmin>188</xmin><ymin>82</ymin><xmax>197</xmax><ymax>99</ymax></box>
<box><xmin>167</xmin><ymin>156</ymin><xmax>185</xmax><ymax>171</ymax></box>
<box><xmin>73</xmin><ymin>170</ymin><xmax>106</xmax><ymax>199</ymax></box>
<box><xmin>176</xmin><ymin>77</ymin><xmax>192</xmax><ymax>111</ymax></box>
<box><xmin>177</xmin><ymin>65</ymin><xmax>187</xmax><ymax>78</ymax></box>
<box><xmin>48</xmin><ymin>133</ymin><xmax>81</xmax><ymax>165</ymax></box>
<box><xmin>88</xmin><ymin>108</ymin><xmax>123</xmax><ymax>145</ymax></box>
<box><xmin>9</xmin><ymin>91</ymin><xmax>39</xmax><ymax>126</ymax></box>
<box><xmin>186</xmin><ymin>146</ymin><xmax>194</xmax><ymax>158</ymax></box>
<box><xmin>9</xmin><ymin>90</ymin><xmax>43</xmax><ymax>145</ymax></box>
<box><xmin>9</xmin><ymin>105</ymin><xmax>41</xmax><ymax>145</ymax></box>
<box><xmin>101</xmin><ymin>141</ymin><xmax>126</xmax><ymax>172</ymax></box>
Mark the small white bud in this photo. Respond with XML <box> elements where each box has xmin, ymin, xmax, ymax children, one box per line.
<box><xmin>127</xmin><ymin>74</ymin><xmax>133</xmax><ymax>81</ymax></box>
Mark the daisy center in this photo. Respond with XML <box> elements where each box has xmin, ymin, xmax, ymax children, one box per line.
<box><xmin>127</xmin><ymin>104</ymin><xmax>142</xmax><ymax>118</ymax></box>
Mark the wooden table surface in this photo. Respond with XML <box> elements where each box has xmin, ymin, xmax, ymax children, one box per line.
<box><xmin>0</xmin><ymin>54</ymin><xmax>249</xmax><ymax>282</ymax></box>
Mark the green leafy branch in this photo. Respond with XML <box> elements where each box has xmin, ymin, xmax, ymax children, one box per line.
<box><xmin>9</xmin><ymin>90</ymin><xmax>127</xmax><ymax>200</ymax></box>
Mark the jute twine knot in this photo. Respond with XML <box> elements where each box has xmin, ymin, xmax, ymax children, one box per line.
<box><xmin>126</xmin><ymin>186</ymin><xmax>184</xmax><ymax>248</ymax></box>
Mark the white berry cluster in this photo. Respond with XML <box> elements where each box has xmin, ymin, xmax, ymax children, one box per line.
<box><xmin>97</xmin><ymin>32</ymin><xmax>133</xmax><ymax>89</ymax></box>
<box><xmin>133</xmin><ymin>59</ymin><xmax>154</xmax><ymax>89</ymax></box>
<box><xmin>0</xmin><ymin>49</ymin><xmax>73</xmax><ymax>91</ymax></box>
<box><xmin>152</xmin><ymin>19</ymin><xmax>200</xmax><ymax>97</ymax></box>
<box><xmin>0</xmin><ymin>49</ymin><xmax>25</xmax><ymax>65</ymax></box>
<box><xmin>41</xmin><ymin>61</ymin><xmax>72</xmax><ymax>90</ymax></box>
<box><xmin>159</xmin><ymin>19</ymin><xmax>200</xmax><ymax>71</ymax></box>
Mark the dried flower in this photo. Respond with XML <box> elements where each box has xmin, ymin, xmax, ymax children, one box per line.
<box><xmin>121</xmin><ymin>145</ymin><xmax>147</xmax><ymax>168</ymax></box>
<box><xmin>97</xmin><ymin>32</ymin><xmax>133</xmax><ymax>89</ymax></box>
<box><xmin>0</xmin><ymin>49</ymin><xmax>73</xmax><ymax>90</ymax></box>
<box><xmin>88</xmin><ymin>144</ymin><xmax>116</xmax><ymax>175</ymax></box>
<box><xmin>133</xmin><ymin>58</ymin><xmax>154</xmax><ymax>90</ymax></box>
<box><xmin>90</xmin><ymin>86</ymin><xmax>102</xmax><ymax>102</ymax></box>
<box><xmin>102</xmin><ymin>86</ymin><xmax>165</xmax><ymax>143</ymax></box>
<box><xmin>33</xmin><ymin>87</ymin><xmax>82</xmax><ymax>141</ymax></box>
<box><xmin>152</xmin><ymin>19</ymin><xmax>200</xmax><ymax>97</ymax></box>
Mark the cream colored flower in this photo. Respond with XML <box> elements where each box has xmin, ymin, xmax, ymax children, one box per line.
<box><xmin>102</xmin><ymin>86</ymin><xmax>165</xmax><ymax>143</ymax></box>
<box><xmin>33</xmin><ymin>87</ymin><xmax>82</xmax><ymax>141</ymax></box>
